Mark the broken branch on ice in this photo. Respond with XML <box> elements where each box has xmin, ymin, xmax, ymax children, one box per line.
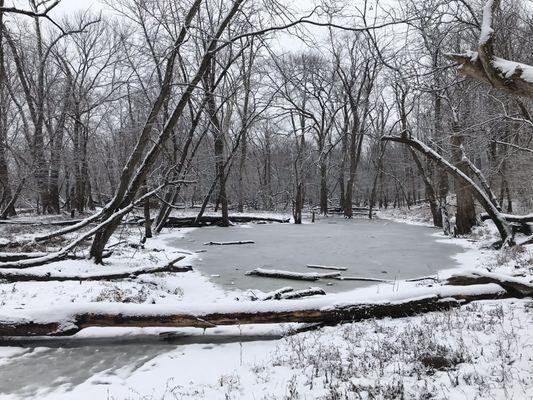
<box><xmin>246</xmin><ymin>268</ymin><xmax>341</xmax><ymax>281</ymax></box>
<box><xmin>204</xmin><ymin>240</ymin><xmax>254</xmax><ymax>245</ymax></box>
<box><xmin>250</xmin><ymin>287</ymin><xmax>326</xmax><ymax>300</ymax></box>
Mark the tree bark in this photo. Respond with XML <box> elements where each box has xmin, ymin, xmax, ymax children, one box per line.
<box><xmin>450</xmin><ymin>134</ymin><xmax>476</xmax><ymax>235</ymax></box>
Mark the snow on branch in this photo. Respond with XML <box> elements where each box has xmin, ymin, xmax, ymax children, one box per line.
<box><xmin>479</xmin><ymin>0</ymin><xmax>496</xmax><ymax>46</ymax></box>
<box><xmin>446</xmin><ymin>0</ymin><xmax>533</xmax><ymax>99</ymax></box>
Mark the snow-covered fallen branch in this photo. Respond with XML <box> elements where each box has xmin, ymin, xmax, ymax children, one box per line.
<box><xmin>252</xmin><ymin>287</ymin><xmax>326</xmax><ymax>300</ymax></box>
<box><xmin>204</xmin><ymin>240</ymin><xmax>254</xmax><ymax>245</ymax></box>
<box><xmin>0</xmin><ymin>256</ymin><xmax>190</xmax><ymax>283</ymax></box>
<box><xmin>246</xmin><ymin>268</ymin><xmax>341</xmax><ymax>281</ymax></box>
<box><xmin>446</xmin><ymin>270</ymin><xmax>533</xmax><ymax>297</ymax></box>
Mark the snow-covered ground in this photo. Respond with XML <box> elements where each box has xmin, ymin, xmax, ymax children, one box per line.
<box><xmin>0</xmin><ymin>210</ymin><xmax>531</xmax><ymax>399</ymax></box>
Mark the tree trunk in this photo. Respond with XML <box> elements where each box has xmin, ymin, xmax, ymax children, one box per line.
<box><xmin>143</xmin><ymin>182</ymin><xmax>152</xmax><ymax>239</ymax></box>
<box><xmin>237</xmin><ymin>128</ymin><xmax>247</xmax><ymax>212</ymax></box>
<box><xmin>409</xmin><ymin>148</ymin><xmax>441</xmax><ymax>227</ymax></box>
<box><xmin>319</xmin><ymin>156</ymin><xmax>328</xmax><ymax>215</ymax></box>
<box><xmin>293</xmin><ymin>182</ymin><xmax>303</xmax><ymax>224</ymax></box>
<box><xmin>344</xmin><ymin>116</ymin><xmax>361</xmax><ymax>218</ymax></box>
<box><xmin>450</xmin><ymin>134</ymin><xmax>476</xmax><ymax>235</ymax></box>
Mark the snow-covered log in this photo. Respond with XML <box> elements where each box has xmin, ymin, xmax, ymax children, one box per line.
<box><xmin>0</xmin><ymin>251</ymin><xmax>112</xmax><ymax>264</ymax></box>
<box><xmin>0</xmin><ymin>256</ymin><xmax>191</xmax><ymax>282</ymax></box>
<box><xmin>246</xmin><ymin>268</ymin><xmax>341</xmax><ymax>281</ymax></box>
<box><xmin>0</xmin><ymin>282</ymin><xmax>513</xmax><ymax>337</ymax></box>
<box><xmin>0</xmin><ymin>256</ymin><xmax>188</xmax><ymax>282</ymax></box>
<box><xmin>258</xmin><ymin>287</ymin><xmax>294</xmax><ymax>300</ymax></box>
<box><xmin>479</xmin><ymin>212</ymin><xmax>533</xmax><ymax>235</ymax></box>
<box><xmin>480</xmin><ymin>212</ymin><xmax>533</xmax><ymax>224</ymax></box>
<box><xmin>306</xmin><ymin>264</ymin><xmax>348</xmax><ymax>271</ymax></box>
<box><xmin>446</xmin><ymin>270</ymin><xmax>533</xmax><ymax>297</ymax></box>
<box><xmin>204</xmin><ymin>240</ymin><xmax>254</xmax><ymax>245</ymax></box>
<box><xmin>279</xmin><ymin>287</ymin><xmax>326</xmax><ymax>299</ymax></box>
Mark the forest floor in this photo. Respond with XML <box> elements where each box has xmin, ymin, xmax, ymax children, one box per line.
<box><xmin>0</xmin><ymin>207</ymin><xmax>532</xmax><ymax>400</ymax></box>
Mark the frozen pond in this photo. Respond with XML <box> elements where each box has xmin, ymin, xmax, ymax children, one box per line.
<box><xmin>169</xmin><ymin>216</ymin><xmax>464</xmax><ymax>293</ymax></box>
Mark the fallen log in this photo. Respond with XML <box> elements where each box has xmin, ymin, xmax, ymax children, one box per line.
<box><xmin>0</xmin><ymin>256</ymin><xmax>190</xmax><ymax>283</ymax></box>
<box><xmin>246</xmin><ymin>268</ymin><xmax>341</xmax><ymax>281</ymax></box>
<box><xmin>279</xmin><ymin>287</ymin><xmax>326</xmax><ymax>299</ymax></box>
<box><xmin>259</xmin><ymin>287</ymin><xmax>295</xmax><ymax>300</ymax></box>
<box><xmin>0</xmin><ymin>251</ymin><xmax>113</xmax><ymax>263</ymax></box>
<box><xmin>307</xmin><ymin>264</ymin><xmax>348</xmax><ymax>271</ymax></box>
<box><xmin>0</xmin><ymin>284</ymin><xmax>508</xmax><ymax>336</ymax></box>
<box><xmin>0</xmin><ymin>251</ymin><xmax>113</xmax><ymax>267</ymax></box>
<box><xmin>479</xmin><ymin>212</ymin><xmax>533</xmax><ymax>223</ymax></box>
<box><xmin>204</xmin><ymin>240</ymin><xmax>254</xmax><ymax>246</ymax></box>
<box><xmin>479</xmin><ymin>212</ymin><xmax>533</xmax><ymax>235</ymax></box>
<box><xmin>253</xmin><ymin>287</ymin><xmax>325</xmax><ymax>300</ymax></box>
<box><xmin>446</xmin><ymin>270</ymin><xmax>533</xmax><ymax>297</ymax></box>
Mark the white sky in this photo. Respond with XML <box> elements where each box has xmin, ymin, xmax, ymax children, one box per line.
<box><xmin>49</xmin><ymin>0</ymin><xmax>101</xmax><ymax>17</ymax></box>
<box><xmin>5</xmin><ymin>0</ymin><xmax>403</xmax><ymax>54</ymax></box>
<box><xmin>5</xmin><ymin>0</ymin><xmax>101</xmax><ymax>16</ymax></box>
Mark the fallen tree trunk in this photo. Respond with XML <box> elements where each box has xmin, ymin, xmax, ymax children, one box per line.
<box><xmin>0</xmin><ymin>251</ymin><xmax>112</xmax><ymax>264</ymax></box>
<box><xmin>0</xmin><ymin>284</ymin><xmax>508</xmax><ymax>336</ymax></box>
<box><xmin>246</xmin><ymin>268</ymin><xmax>341</xmax><ymax>281</ymax></box>
<box><xmin>204</xmin><ymin>240</ymin><xmax>254</xmax><ymax>246</ymax></box>
<box><xmin>256</xmin><ymin>287</ymin><xmax>294</xmax><ymax>300</ymax></box>
<box><xmin>446</xmin><ymin>270</ymin><xmax>533</xmax><ymax>297</ymax></box>
<box><xmin>253</xmin><ymin>287</ymin><xmax>326</xmax><ymax>300</ymax></box>
<box><xmin>479</xmin><ymin>212</ymin><xmax>532</xmax><ymax>235</ymax></box>
<box><xmin>0</xmin><ymin>256</ymin><xmax>189</xmax><ymax>283</ymax></box>
<box><xmin>279</xmin><ymin>287</ymin><xmax>326</xmax><ymax>299</ymax></box>
<box><xmin>480</xmin><ymin>212</ymin><xmax>533</xmax><ymax>223</ymax></box>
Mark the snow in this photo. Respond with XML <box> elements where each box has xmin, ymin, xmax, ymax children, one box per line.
<box><xmin>479</xmin><ymin>0</ymin><xmax>495</xmax><ymax>46</ymax></box>
<box><xmin>492</xmin><ymin>57</ymin><xmax>533</xmax><ymax>84</ymax></box>
<box><xmin>0</xmin><ymin>211</ymin><xmax>532</xmax><ymax>399</ymax></box>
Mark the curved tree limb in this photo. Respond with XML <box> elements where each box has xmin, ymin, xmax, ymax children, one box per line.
<box><xmin>381</xmin><ymin>135</ymin><xmax>512</xmax><ymax>244</ymax></box>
